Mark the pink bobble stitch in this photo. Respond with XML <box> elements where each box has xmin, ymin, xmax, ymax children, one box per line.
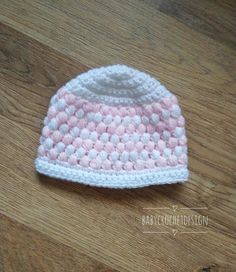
<box><xmin>42</xmin><ymin>126</ymin><xmax>51</xmax><ymax>137</ymax></box>
<box><xmin>117</xmin><ymin>143</ymin><xmax>125</xmax><ymax>152</ymax></box>
<box><xmin>135</xmin><ymin>106</ymin><xmax>143</xmax><ymax>115</ymax></box>
<box><xmin>157</xmin><ymin>140</ymin><xmax>166</xmax><ymax>151</ymax></box>
<box><xmin>87</xmin><ymin>122</ymin><xmax>96</xmax><ymax>131</ymax></box>
<box><xmin>171</xmin><ymin>95</ymin><xmax>178</xmax><ymax>104</ymax></box>
<box><xmin>38</xmin><ymin>145</ymin><xmax>45</xmax><ymax>156</ymax></box>
<box><xmin>96</xmin><ymin>122</ymin><xmax>106</xmax><ymax>134</ymax></box>
<box><xmin>63</xmin><ymin>134</ymin><xmax>73</xmax><ymax>145</ymax></box>
<box><xmin>100</xmin><ymin>105</ymin><xmax>110</xmax><ymax>115</ymax></box>
<box><xmin>162</xmin><ymin>97</ymin><xmax>172</xmax><ymax>109</ymax></box>
<box><xmin>134</xmin><ymin>160</ymin><xmax>145</xmax><ymax>170</ymax></box>
<box><xmin>178</xmin><ymin>154</ymin><xmax>187</xmax><ymax>165</ymax></box>
<box><xmin>68</xmin><ymin>116</ymin><xmax>78</xmax><ymax>127</ymax></box>
<box><xmin>68</xmin><ymin>154</ymin><xmax>77</xmax><ymax>165</ymax></box>
<box><xmin>157</xmin><ymin>121</ymin><xmax>166</xmax><ymax>132</ymax></box>
<box><xmin>124</xmin><ymin>162</ymin><xmax>133</xmax><ymax>171</ymax></box>
<box><xmin>146</xmin><ymin>124</ymin><xmax>155</xmax><ymax>134</ymax></box>
<box><xmin>105</xmin><ymin>142</ymin><xmax>114</xmax><ymax>152</ymax></box>
<box><xmin>168</xmin><ymin>137</ymin><xmax>178</xmax><ymax>148</ymax></box>
<box><xmin>57</xmin><ymin>112</ymin><xmax>68</xmax><ymax>124</ymax></box>
<box><xmin>75</xmin><ymin>100</ymin><xmax>84</xmax><ymax>108</ymax></box>
<box><xmin>146</xmin><ymin>141</ymin><xmax>155</xmax><ymax>152</ymax></box>
<box><xmin>138</xmin><ymin>124</ymin><xmax>146</xmax><ymax>134</ymax></box>
<box><xmin>120</xmin><ymin>107</ymin><xmax>128</xmax><ymax>117</ymax></box>
<box><xmin>90</xmin><ymin>158</ymin><xmax>102</xmax><ymax>170</ymax></box>
<box><xmin>168</xmin><ymin>118</ymin><xmax>177</xmax><ymax>130</ymax></box>
<box><xmin>78</xmin><ymin>119</ymin><xmax>87</xmax><ymax>129</ymax></box>
<box><xmin>179</xmin><ymin>135</ymin><xmax>187</xmax><ymax>146</ymax></box>
<box><xmin>146</xmin><ymin>159</ymin><xmax>155</xmax><ymax>169</ymax></box>
<box><xmin>94</xmin><ymin>141</ymin><xmax>104</xmax><ymax>152</ymax></box>
<box><xmin>83</xmin><ymin>139</ymin><xmax>93</xmax><ymax>150</ymax></box>
<box><xmin>48</xmin><ymin>106</ymin><xmax>57</xmax><ymax>118</ymax></box>
<box><xmin>73</xmin><ymin>137</ymin><xmax>82</xmax><ymax>148</ymax></box>
<box><xmin>152</xmin><ymin>102</ymin><xmax>162</xmax><ymax>113</ymax></box>
<box><xmin>127</xmin><ymin>124</ymin><xmax>135</xmax><ymax>134</ymax></box>
<box><xmin>58</xmin><ymin>152</ymin><xmax>67</xmax><ymax>162</ymax></box>
<box><xmin>158</xmin><ymin>157</ymin><xmax>167</xmax><ymax>167</ymax></box>
<box><xmin>107</xmin><ymin>122</ymin><xmax>116</xmax><ymax>134</ymax></box>
<box><xmin>110</xmin><ymin>107</ymin><xmax>118</xmax><ymax>116</ymax></box>
<box><xmin>144</xmin><ymin>105</ymin><xmax>153</xmax><ymax>115</ymax></box>
<box><xmin>129</xmin><ymin>108</ymin><xmax>136</xmax><ymax>116</ymax></box>
<box><xmin>65</xmin><ymin>94</ymin><xmax>76</xmax><ymax>105</ymax></box>
<box><xmin>58</xmin><ymin>87</ymin><xmax>67</xmax><ymax>98</ymax></box>
<box><xmin>136</xmin><ymin>142</ymin><xmax>144</xmax><ymax>152</ymax></box>
<box><xmin>113</xmin><ymin>161</ymin><xmax>123</xmax><ymax>171</ymax></box>
<box><xmin>116</xmin><ymin>125</ymin><xmax>125</xmax><ymax>136</ymax></box>
<box><xmin>49</xmin><ymin>148</ymin><xmax>58</xmax><ymax>160</ymax></box>
<box><xmin>178</xmin><ymin>116</ymin><xmax>185</xmax><ymax>127</ymax></box>
<box><xmin>79</xmin><ymin>156</ymin><xmax>90</xmax><ymax>167</ymax></box>
<box><xmin>102</xmin><ymin>160</ymin><xmax>112</xmax><ymax>170</ymax></box>
<box><xmin>168</xmin><ymin>155</ymin><xmax>178</xmax><ymax>166</ymax></box>
<box><xmin>126</xmin><ymin>141</ymin><xmax>135</xmax><ymax>151</ymax></box>
<box><xmin>52</xmin><ymin>131</ymin><xmax>62</xmax><ymax>143</ymax></box>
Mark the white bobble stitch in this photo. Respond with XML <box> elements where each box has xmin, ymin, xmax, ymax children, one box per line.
<box><xmin>99</xmin><ymin>151</ymin><xmax>108</xmax><ymax>161</ymax></box>
<box><xmin>151</xmin><ymin>150</ymin><xmax>160</xmax><ymax>160</ymax></box>
<box><xmin>56</xmin><ymin>99</ymin><xmax>66</xmax><ymax>111</ymax></box>
<box><xmin>100</xmin><ymin>133</ymin><xmax>109</xmax><ymax>143</ymax></box>
<box><xmin>182</xmin><ymin>146</ymin><xmax>187</xmax><ymax>154</ymax></box>
<box><xmin>163</xmin><ymin>148</ymin><xmax>172</xmax><ymax>157</ymax></box>
<box><xmin>76</xmin><ymin>109</ymin><xmax>84</xmax><ymax>118</ymax></box>
<box><xmin>150</xmin><ymin>113</ymin><xmax>159</xmax><ymax>124</ymax></box>
<box><xmin>43</xmin><ymin>117</ymin><xmax>49</xmax><ymax>125</ymax></box>
<box><xmin>56</xmin><ymin>142</ymin><xmax>65</xmax><ymax>152</ymax></box>
<box><xmin>104</xmin><ymin>115</ymin><xmax>113</xmax><ymax>125</ymax></box>
<box><xmin>87</xmin><ymin>112</ymin><xmax>95</xmax><ymax>122</ymax></box>
<box><xmin>110</xmin><ymin>134</ymin><xmax>119</xmax><ymax>144</ymax></box>
<box><xmin>65</xmin><ymin>105</ymin><xmax>76</xmax><ymax>116</ymax></box>
<box><xmin>111</xmin><ymin>151</ymin><xmax>119</xmax><ymax>162</ymax></box>
<box><xmin>174</xmin><ymin>127</ymin><xmax>184</xmax><ymax>138</ymax></box>
<box><xmin>123</xmin><ymin>116</ymin><xmax>131</xmax><ymax>127</ymax></box>
<box><xmin>171</xmin><ymin>105</ymin><xmax>181</xmax><ymax>118</ymax></box>
<box><xmin>174</xmin><ymin>146</ymin><xmax>182</xmax><ymax>157</ymax></box>
<box><xmin>80</xmin><ymin>128</ymin><xmax>90</xmax><ymax>140</ymax></box>
<box><xmin>121</xmin><ymin>151</ymin><xmax>129</xmax><ymax>163</ymax></box>
<box><xmin>142</xmin><ymin>116</ymin><xmax>149</xmax><ymax>125</ymax></box>
<box><xmin>44</xmin><ymin>138</ymin><xmax>53</xmax><ymax>150</ymax></box>
<box><xmin>140</xmin><ymin>150</ymin><xmax>149</xmax><ymax>161</ymax></box>
<box><xmin>76</xmin><ymin>147</ymin><xmax>86</xmax><ymax>159</ymax></box>
<box><xmin>50</xmin><ymin>95</ymin><xmax>57</xmax><ymax>104</ymax></box>
<box><xmin>133</xmin><ymin>115</ymin><xmax>141</xmax><ymax>126</ymax></box>
<box><xmin>122</xmin><ymin>133</ymin><xmax>130</xmax><ymax>143</ymax></box>
<box><xmin>59</xmin><ymin>124</ymin><xmax>69</xmax><ymax>134</ymax></box>
<box><xmin>162</xmin><ymin>109</ymin><xmax>170</xmax><ymax>120</ymax></box>
<box><xmin>152</xmin><ymin>132</ymin><xmax>160</xmax><ymax>143</ymax></box>
<box><xmin>162</xmin><ymin>131</ymin><xmax>171</xmax><ymax>141</ymax></box>
<box><xmin>130</xmin><ymin>151</ymin><xmax>138</xmax><ymax>162</ymax></box>
<box><xmin>114</xmin><ymin>116</ymin><xmax>121</xmax><ymax>125</ymax></box>
<box><xmin>49</xmin><ymin>118</ymin><xmax>58</xmax><ymax>130</ymax></box>
<box><xmin>65</xmin><ymin>145</ymin><xmax>75</xmax><ymax>156</ymax></box>
<box><xmin>131</xmin><ymin>133</ymin><xmax>140</xmax><ymax>143</ymax></box>
<box><xmin>71</xmin><ymin>127</ymin><xmax>80</xmax><ymax>138</ymax></box>
<box><xmin>142</xmin><ymin>133</ymin><xmax>150</xmax><ymax>144</ymax></box>
<box><xmin>94</xmin><ymin>112</ymin><xmax>103</xmax><ymax>123</ymax></box>
<box><xmin>90</xmin><ymin>131</ymin><xmax>98</xmax><ymax>142</ymax></box>
<box><xmin>88</xmin><ymin>149</ymin><xmax>97</xmax><ymax>159</ymax></box>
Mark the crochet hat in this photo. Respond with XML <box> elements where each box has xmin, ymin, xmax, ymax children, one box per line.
<box><xmin>35</xmin><ymin>65</ymin><xmax>189</xmax><ymax>188</ymax></box>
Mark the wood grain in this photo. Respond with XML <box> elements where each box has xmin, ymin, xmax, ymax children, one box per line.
<box><xmin>0</xmin><ymin>1</ymin><xmax>236</xmax><ymax>271</ymax></box>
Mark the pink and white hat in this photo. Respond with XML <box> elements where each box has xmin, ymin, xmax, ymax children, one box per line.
<box><xmin>35</xmin><ymin>65</ymin><xmax>189</xmax><ymax>188</ymax></box>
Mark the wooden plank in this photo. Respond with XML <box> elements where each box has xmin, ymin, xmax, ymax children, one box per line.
<box><xmin>0</xmin><ymin>214</ymin><xmax>117</xmax><ymax>272</ymax></box>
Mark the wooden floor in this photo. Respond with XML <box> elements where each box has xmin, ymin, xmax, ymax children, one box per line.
<box><xmin>0</xmin><ymin>1</ymin><xmax>236</xmax><ymax>271</ymax></box>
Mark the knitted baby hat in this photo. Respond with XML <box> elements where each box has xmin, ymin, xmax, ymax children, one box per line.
<box><xmin>35</xmin><ymin>65</ymin><xmax>189</xmax><ymax>188</ymax></box>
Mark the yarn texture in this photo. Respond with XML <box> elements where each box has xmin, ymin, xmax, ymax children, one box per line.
<box><xmin>35</xmin><ymin>64</ymin><xmax>189</xmax><ymax>188</ymax></box>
